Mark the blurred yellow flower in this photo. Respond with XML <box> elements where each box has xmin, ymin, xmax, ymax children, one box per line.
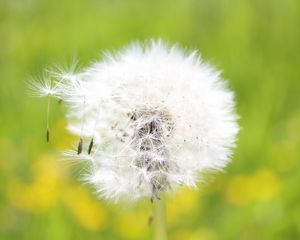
<box><xmin>225</xmin><ymin>169</ymin><xmax>280</xmax><ymax>205</ymax></box>
<box><xmin>254</xmin><ymin>170</ymin><xmax>280</xmax><ymax>201</ymax></box>
<box><xmin>7</xmin><ymin>153</ymin><xmax>107</xmax><ymax>231</ymax></box>
<box><xmin>167</xmin><ymin>187</ymin><xmax>199</xmax><ymax>225</ymax></box>
<box><xmin>6</xmin><ymin>155</ymin><xmax>65</xmax><ymax>213</ymax></box>
<box><xmin>62</xmin><ymin>186</ymin><xmax>107</xmax><ymax>231</ymax></box>
<box><xmin>116</xmin><ymin>209</ymin><xmax>149</xmax><ymax>239</ymax></box>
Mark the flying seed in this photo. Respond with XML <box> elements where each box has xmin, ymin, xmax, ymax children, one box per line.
<box><xmin>77</xmin><ymin>138</ymin><xmax>83</xmax><ymax>155</ymax></box>
<box><xmin>88</xmin><ymin>138</ymin><xmax>94</xmax><ymax>155</ymax></box>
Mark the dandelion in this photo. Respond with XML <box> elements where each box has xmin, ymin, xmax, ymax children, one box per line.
<box><xmin>31</xmin><ymin>40</ymin><xmax>239</xmax><ymax>240</ymax></box>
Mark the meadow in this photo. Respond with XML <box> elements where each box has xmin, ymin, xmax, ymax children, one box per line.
<box><xmin>0</xmin><ymin>0</ymin><xmax>299</xmax><ymax>239</ymax></box>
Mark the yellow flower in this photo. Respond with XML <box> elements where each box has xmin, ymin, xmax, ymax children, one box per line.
<box><xmin>7</xmin><ymin>155</ymin><xmax>64</xmax><ymax>213</ymax></box>
<box><xmin>116</xmin><ymin>210</ymin><xmax>149</xmax><ymax>239</ymax></box>
<box><xmin>167</xmin><ymin>187</ymin><xmax>199</xmax><ymax>225</ymax></box>
<box><xmin>62</xmin><ymin>186</ymin><xmax>107</xmax><ymax>231</ymax></box>
<box><xmin>225</xmin><ymin>169</ymin><xmax>280</xmax><ymax>205</ymax></box>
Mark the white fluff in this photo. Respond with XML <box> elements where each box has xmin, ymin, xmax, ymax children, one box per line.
<box><xmin>33</xmin><ymin>40</ymin><xmax>239</xmax><ymax>202</ymax></box>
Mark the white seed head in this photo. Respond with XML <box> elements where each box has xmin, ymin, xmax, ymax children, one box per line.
<box><xmin>33</xmin><ymin>40</ymin><xmax>239</xmax><ymax>202</ymax></box>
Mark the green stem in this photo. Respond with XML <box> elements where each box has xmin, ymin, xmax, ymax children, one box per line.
<box><xmin>153</xmin><ymin>195</ymin><xmax>168</xmax><ymax>240</ymax></box>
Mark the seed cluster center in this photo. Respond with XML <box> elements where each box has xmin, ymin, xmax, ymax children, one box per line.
<box><xmin>130</xmin><ymin>106</ymin><xmax>174</xmax><ymax>201</ymax></box>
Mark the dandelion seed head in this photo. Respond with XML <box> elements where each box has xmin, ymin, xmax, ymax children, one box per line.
<box><xmin>34</xmin><ymin>40</ymin><xmax>239</xmax><ymax>202</ymax></box>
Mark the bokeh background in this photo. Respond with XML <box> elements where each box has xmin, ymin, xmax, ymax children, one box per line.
<box><xmin>0</xmin><ymin>0</ymin><xmax>299</xmax><ymax>239</ymax></box>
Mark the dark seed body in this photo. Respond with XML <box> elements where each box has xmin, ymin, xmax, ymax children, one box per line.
<box><xmin>88</xmin><ymin>138</ymin><xmax>94</xmax><ymax>155</ymax></box>
<box><xmin>148</xmin><ymin>215</ymin><xmax>153</xmax><ymax>226</ymax></box>
<box><xmin>77</xmin><ymin>138</ymin><xmax>83</xmax><ymax>155</ymax></box>
<box><xmin>46</xmin><ymin>128</ymin><xmax>50</xmax><ymax>143</ymax></box>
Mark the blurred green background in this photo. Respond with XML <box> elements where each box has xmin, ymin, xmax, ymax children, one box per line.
<box><xmin>0</xmin><ymin>0</ymin><xmax>299</xmax><ymax>239</ymax></box>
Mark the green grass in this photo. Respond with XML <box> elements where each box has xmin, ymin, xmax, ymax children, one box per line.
<box><xmin>0</xmin><ymin>0</ymin><xmax>300</xmax><ymax>239</ymax></box>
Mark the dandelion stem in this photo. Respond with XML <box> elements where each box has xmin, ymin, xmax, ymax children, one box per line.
<box><xmin>153</xmin><ymin>194</ymin><xmax>167</xmax><ymax>240</ymax></box>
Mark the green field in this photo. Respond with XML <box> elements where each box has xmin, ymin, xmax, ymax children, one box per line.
<box><xmin>0</xmin><ymin>0</ymin><xmax>300</xmax><ymax>239</ymax></box>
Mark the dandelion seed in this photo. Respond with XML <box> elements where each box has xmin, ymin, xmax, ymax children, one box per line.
<box><xmin>27</xmin><ymin>76</ymin><xmax>58</xmax><ymax>143</ymax></box>
<box><xmin>45</xmin><ymin>94</ymin><xmax>51</xmax><ymax>142</ymax></box>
